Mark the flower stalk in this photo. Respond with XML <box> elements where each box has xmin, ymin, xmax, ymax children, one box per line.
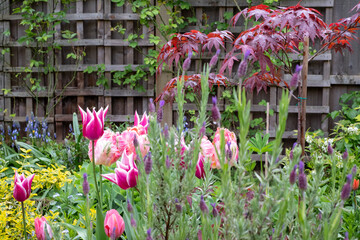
<box><xmin>21</xmin><ymin>202</ymin><xmax>26</xmax><ymax>240</ymax></box>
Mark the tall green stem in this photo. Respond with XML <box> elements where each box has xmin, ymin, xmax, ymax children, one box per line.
<box><xmin>99</xmin><ymin>165</ymin><xmax>103</xmax><ymax>205</ymax></box>
<box><xmin>21</xmin><ymin>202</ymin><xmax>26</xmax><ymax>240</ymax></box>
<box><xmin>92</xmin><ymin>140</ymin><xmax>102</xmax><ymax>209</ymax></box>
<box><xmin>85</xmin><ymin>195</ymin><xmax>92</xmax><ymax>239</ymax></box>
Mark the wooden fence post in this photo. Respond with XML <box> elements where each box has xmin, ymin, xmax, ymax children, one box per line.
<box><xmin>300</xmin><ymin>36</ymin><xmax>309</xmax><ymax>156</ymax></box>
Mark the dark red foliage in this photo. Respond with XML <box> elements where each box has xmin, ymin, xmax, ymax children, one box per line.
<box><xmin>156</xmin><ymin>2</ymin><xmax>360</xmax><ymax>99</ymax></box>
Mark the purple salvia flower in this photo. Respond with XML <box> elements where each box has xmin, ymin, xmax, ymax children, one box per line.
<box><xmin>144</xmin><ymin>152</ymin><xmax>153</xmax><ymax>175</ymax></box>
<box><xmin>317</xmin><ymin>212</ymin><xmax>322</xmax><ymax>220</ymax></box>
<box><xmin>199</xmin><ymin>121</ymin><xmax>206</xmax><ymax>137</ymax></box>
<box><xmin>182</xmin><ymin>51</ymin><xmax>192</xmax><ymax>71</ymax></box>
<box><xmin>343</xmin><ymin>150</ymin><xmax>349</xmax><ymax>160</ymax></box>
<box><xmin>244</xmin><ymin>49</ymin><xmax>251</xmax><ymax>60</ymax></box>
<box><xmin>298</xmin><ymin>173</ymin><xmax>307</xmax><ymax>191</ymax></box>
<box><xmin>347</xmin><ymin>174</ymin><xmax>353</xmax><ymax>184</ymax></box>
<box><xmin>209</xmin><ymin>49</ymin><xmax>221</xmax><ymax>68</ymax></box>
<box><xmin>149</xmin><ymin>98</ymin><xmax>155</xmax><ymax>113</ymax></box>
<box><xmin>211</xmin><ymin>203</ymin><xmax>218</xmax><ymax>217</ymax></box>
<box><xmin>289</xmin><ymin>165</ymin><xmax>297</xmax><ymax>185</ymax></box>
<box><xmin>341</xmin><ymin>182</ymin><xmax>351</xmax><ymax>201</ymax></box>
<box><xmin>165</xmin><ymin>155</ymin><xmax>171</xmax><ymax>169</ymax></box>
<box><xmin>289</xmin><ymin>65</ymin><xmax>302</xmax><ymax>90</ymax></box>
<box><xmin>199</xmin><ymin>195</ymin><xmax>209</xmax><ymax>214</ymax></box>
<box><xmin>275</xmin><ymin>157</ymin><xmax>280</xmax><ymax>164</ymax></box>
<box><xmin>352</xmin><ymin>165</ymin><xmax>357</xmax><ymax>177</ymax></box>
<box><xmin>289</xmin><ymin>150</ymin><xmax>294</xmax><ymax>161</ymax></box>
<box><xmin>299</xmin><ymin>161</ymin><xmax>305</xmax><ymax>174</ymax></box>
<box><xmin>127</xmin><ymin>199</ymin><xmax>133</xmax><ymax>213</ymax></box>
<box><xmin>175</xmin><ymin>198</ymin><xmax>182</xmax><ymax>212</ymax></box>
<box><xmin>157</xmin><ymin>100</ymin><xmax>165</xmax><ymax>123</ymax></box>
<box><xmin>163</xmin><ymin>123</ymin><xmax>169</xmax><ymax>139</ymax></box>
<box><xmin>82</xmin><ymin>173</ymin><xmax>89</xmax><ymax>196</ymax></box>
<box><xmin>328</xmin><ymin>143</ymin><xmax>333</xmax><ymax>155</ymax></box>
<box><xmin>211</xmin><ymin>96</ymin><xmax>220</xmax><ymax>123</ymax></box>
<box><xmin>187</xmin><ymin>195</ymin><xmax>192</xmax><ymax>208</ymax></box>
<box><xmin>146</xmin><ymin>228</ymin><xmax>153</xmax><ymax>240</ymax></box>
<box><xmin>130</xmin><ymin>214</ymin><xmax>137</xmax><ymax>228</ymax></box>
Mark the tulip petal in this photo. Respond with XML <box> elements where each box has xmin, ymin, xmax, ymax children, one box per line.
<box><xmin>115</xmin><ymin>168</ymin><xmax>131</xmax><ymax>189</ymax></box>
<box><xmin>126</xmin><ymin>168</ymin><xmax>138</xmax><ymax>188</ymax></box>
<box><xmin>85</xmin><ymin>109</ymin><xmax>103</xmax><ymax>140</ymax></box>
<box><xmin>139</xmin><ymin>112</ymin><xmax>149</xmax><ymax>127</ymax></box>
<box><xmin>102</xmin><ymin>173</ymin><xmax>117</xmax><ymax>185</ymax></box>
<box><xmin>13</xmin><ymin>182</ymin><xmax>28</xmax><ymax>202</ymax></box>
<box><xmin>134</xmin><ymin>111</ymin><xmax>140</xmax><ymax>126</ymax></box>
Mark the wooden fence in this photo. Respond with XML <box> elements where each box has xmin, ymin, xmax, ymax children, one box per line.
<box><xmin>0</xmin><ymin>0</ymin><xmax>359</xmax><ymax>142</ymax></box>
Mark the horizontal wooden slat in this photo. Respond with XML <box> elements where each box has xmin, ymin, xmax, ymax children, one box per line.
<box><xmin>330</xmin><ymin>75</ymin><xmax>360</xmax><ymax>85</ymax></box>
<box><xmin>283</xmin><ymin>74</ymin><xmax>330</xmax><ymax>87</ymax></box>
<box><xmin>55</xmin><ymin>88</ymin><xmax>103</xmax><ymax>96</ymax></box>
<box><xmin>251</xmin><ymin>105</ymin><xmax>329</xmax><ymax>114</ymax></box>
<box><xmin>0</xmin><ymin>13</ymin><xmax>140</xmax><ymax>21</ymax></box>
<box><xmin>55</xmin><ymin>114</ymin><xmax>134</xmax><ymax>122</ymax></box>
<box><xmin>187</xmin><ymin>0</ymin><xmax>334</xmax><ymax>7</ymax></box>
<box><xmin>4</xmin><ymin>39</ymin><xmax>153</xmax><ymax>47</ymax></box>
<box><xmin>173</xmin><ymin>103</ymin><xmax>226</xmax><ymax>111</ymax></box>
<box><xmin>7</xmin><ymin>91</ymin><xmax>51</xmax><ymax>97</ymax></box>
<box><xmin>104</xmin><ymin>89</ymin><xmax>154</xmax><ymax>97</ymax></box>
<box><xmin>288</xmin><ymin>53</ymin><xmax>331</xmax><ymax>61</ymax></box>
<box><xmin>3</xmin><ymin>64</ymin><xmax>142</xmax><ymax>72</ymax></box>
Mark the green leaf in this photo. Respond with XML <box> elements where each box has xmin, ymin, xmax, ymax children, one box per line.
<box><xmin>73</xmin><ymin>112</ymin><xmax>81</xmax><ymax>142</ymax></box>
<box><xmin>59</xmin><ymin>222</ymin><xmax>88</xmax><ymax>240</ymax></box>
<box><xmin>95</xmin><ymin>204</ymin><xmax>107</xmax><ymax>240</ymax></box>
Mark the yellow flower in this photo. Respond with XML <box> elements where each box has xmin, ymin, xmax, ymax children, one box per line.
<box><xmin>20</xmin><ymin>148</ymin><xmax>32</xmax><ymax>154</ymax></box>
<box><xmin>20</xmin><ymin>154</ymin><xmax>31</xmax><ymax>159</ymax></box>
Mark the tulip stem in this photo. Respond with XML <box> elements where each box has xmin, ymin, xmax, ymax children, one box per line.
<box><xmin>21</xmin><ymin>201</ymin><xmax>26</xmax><ymax>239</ymax></box>
<box><xmin>100</xmin><ymin>165</ymin><xmax>103</xmax><ymax>205</ymax></box>
<box><xmin>92</xmin><ymin>140</ymin><xmax>102</xmax><ymax>210</ymax></box>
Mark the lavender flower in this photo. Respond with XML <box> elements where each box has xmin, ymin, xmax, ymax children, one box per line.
<box><xmin>165</xmin><ymin>155</ymin><xmax>171</xmax><ymax>169</ymax></box>
<box><xmin>199</xmin><ymin>195</ymin><xmax>209</xmax><ymax>214</ymax></box>
<box><xmin>199</xmin><ymin>121</ymin><xmax>206</xmax><ymax>137</ymax></box>
<box><xmin>344</xmin><ymin>232</ymin><xmax>349</xmax><ymax>240</ymax></box>
<box><xmin>211</xmin><ymin>203</ymin><xmax>218</xmax><ymax>217</ymax></box>
<box><xmin>148</xmin><ymin>98</ymin><xmax>155</xmax><ymax>113</ymax></box>
<box><xmin>133</xmin><ymin>133</ymin><xmax>139</xmax><ymax>148</ymax></box>
<box><xmin>341</xmin><ymin>182</ymin><xmax>351</xmax><ymax>201</ymax></box>
<box><xmin>211</xmin><ymin>96</ymin><xmax>220</xmax><ymax>123</ymax></box>
<box><xmin>343</xmin><ymin>150</ymin><xmax>349</xmax><ymax>160</ymax></box>
<box><xmin>299</xmin><ymin>161</ymin><xmax>305</xmax><ymax>174</ymax></box>
<box><xmin>144</xmin><ymin>152</ymin><xmax>153</xmax><ymax>175</ymax></box>
<box><xmin>237</xmin><ymin>60</ymin><xmax>248</xmax><ymax>78</ymax></box>
<box><xmin>146</xmin><ymin>228</ymin><xmax>153</xmax><ymax>240</ymax></box>
<box><xmin>226</xmin><ymin>141</ymin><xmax>232</xmax><ymax>160</ymax></box>
<box><xmin>289</xmin><ymin>165</ymin><xmax>297</xmax><ymax>185</ymax></box>
<box><xmin>130</xmin><ymin>214</ymin><xmax>137</xmax><ymax>228</ymax></box>
<box><xmin>163</xmin><ymin>123</ymin><xmax>169</xmax><ymax>139</ymax></box>
<box><xmin>127</xmin><ymin>199</ymin><xmax>133</xmax><ymax>213</ymax></box>
<box><xmin>352</xmin><ymin>165</ymin><xmax>357</xmax><ymax>177</ymax></box>
<box><xmin>290</xmin><ymin>65</ymin><xmax>302</xmax><ymax>90</ymax></box>
<box><xmin>157</xmin><ymin>100</ymin><xmax>165</xmax><ymax>123</ymax></box>
<box><xmin>82</xmin><ymin>173</ymin><xmax>89</xmax><ymax>196</ymax></box>
<box><xmin>298</xmin><ymin>173</ymin><xmax>307</xmax><ymax>191</ymax></box>
<box><xmin>209</xmin><ymin>49</ymin><xmax>221</xmax><ymax>68</ymax></box>
<box><xmin>327</xmin><ymin>143</ymin><xmax>333</xmax><ymax>155</ymax></box>
<box><xmin>175</xmin><ymin>198</ymin><xmax>182</xmax><ymax>212</ymax></box>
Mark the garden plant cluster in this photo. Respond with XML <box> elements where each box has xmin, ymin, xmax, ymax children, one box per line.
<box><xmin>2</xmin><ymin>1</ymin><xmax>360</xmax><ymax>240</ymax></box>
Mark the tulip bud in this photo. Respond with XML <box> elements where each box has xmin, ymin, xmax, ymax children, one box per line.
<box><xmin>343</xmin><ymin>150</ymin><xmax>349</xmax><ymax>160</ymax></box>
<box><xmin>182</xmin><ymin>51</ymin><xmax>192</xmax><ymax>71</ymax></box>
<box><xmin>127</xmin><ymin>199</ymin><xmax>133</xmax><ymax>213</ymax></box>
<box><xmin>144</xmin><ymin>152</ymin><xmax>153</xmax><ymax>175</ymax></box>
<box><xmin>353</xmin><ymin>179</ymin><xmax>359</xmax><ymax>191</ymax></box>
<box><xmin>211</xmin><ymin>96</ymin><xmax>220</xmax><ymax>123</ymax></box>
<box><xmin>165</xmin><ymin>155</ymin><xmax>171</xmax><ymax>169</ymax></box>
<box><xmin>82</xmin><ymin>173</ymin><xmax>90</xmax><ymax>196</ymax></box>
<box><xmin>211</xmin><ymin>203</ymin><xmax>218</xmax><ymax>217</ymax></box>
<box><xmin>195</xmin><ymin>157</ymin><xmax>205</xmax><ymax>179</ymax></box>
<box><xmin>35</xmin><ymin>216</ymin><xmax>53</xmax><ymax>240</ymax></box>
<box><xmin>78</xmin><ymin>106</ymin><xmax>108</xmax><ymax>140</ymax></box>
<box><xmin>148</xmin><ymin>98</ymin><xmax>155</xmax><ymax>113</ymax></box>
<box><xmin>104</xmin><ymin>209</ymin><xmax>125</xmax><ymax>239</ymax></box>
<box><xmin>209</xmin><ymin>49</ymin><xmax>221</xmax><ymax>69</ymax></box>
<box><xmin>199</xmin><ymin>195</ymin><xmax>209</xmax><ymax>214</ymax></box>
<box><xmin>328</xmin><ymin>143</ymin><xmax>333</xmax><ymax>155</ymax></box>
<box><xmin>289</xmin><ymin>165</ymin><xmax>297</xmax><ymax>185</ymax></box>
<box><xmin>298</xmin><ymin>173</ymin><xmax>307</xmax><ymax>191</ymax></box>
<box><xmin>146</xmin><ymin>228</ymin><xmax>153</xmax><ymax>240</ymax></box>
<box><xmin>175</xmin><ymin>198</ymin><xmax>182</xmax><ymax>212</ymax></box>
<box><xmin>13</xmin><ymin>171</ymin><xmax>35</xmax><ymax>202</ymax></box>
<box><xmin>130</xmin><ymin>214</ymin><xmax>137</xmax><ymax>228</ymax></box>
<box><xmin>157</xmin><ymin>100</ymin><xmax>165</xmax><ymax>123</ymax></box>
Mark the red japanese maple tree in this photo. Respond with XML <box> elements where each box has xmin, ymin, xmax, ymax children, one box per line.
<box><xmin>156</xmin><ymin>2</ymin><xmax>360</xmax><ymax>101</ymax></box>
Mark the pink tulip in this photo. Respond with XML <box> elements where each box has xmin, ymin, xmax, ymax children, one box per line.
<box><xmin>129</xmin><ymin>111</ymin><xmax>149</xmax><ymax>135</ymax></box>
<box><xmin>104</xmin><ymin>209</ymin><xmax>125</xmax><ymax>239</ymax></box>
<box><xmin>13</xmin><ymin>171</ymin><xmax>35</xmax><ymax>202</ymax></box>
<box><xmin>212</xmin><ymin>128</ymin><xmax>239</xmax><ymax>168</ymax></box>
<box><xmin>200</xmin><ymin>136</ymin><xmax>217</xmax><ymax>169</ymax></box>
<box><xmin>102</xmin><ymin>152</ymin><xmax>138</xmax><ymax>190</ymax></box>
<box><xmin>195</xmin><ymin>154</ymin><xmax>205</xmax><ymax>179</ymax></box>
<box><xmin>34</xmin><ymin>216</ymin><xmax>53</xmax><ymax>240</ymax></box>
<box><xmin>115</xmin><ymin>130</ymin><xmax>149</xmax><ymax>158</ymax></box>
<box><xmin>78</xmin><ymin>106</ymin><xmax>108</xmax><ymax>140</ymax></box>
<box><xmin>88</xmin><ymin>130</ymin><xmax>121</xmax><ymax>166</ymax></box>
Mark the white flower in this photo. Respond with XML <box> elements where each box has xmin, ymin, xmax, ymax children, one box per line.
<box><xmin>306</xmin><ymin>135</ymin><xmax>313</xmax><ymax>143</ymax></box>
<box><xmin>53</xmin><ymin>193</ymin><xmax>60</xmax><ymax>198</ymax></box>
<box><xmin>347</xmin><ymin>126</ymin><xmax>359</xmax><ymax>135</ymax></box>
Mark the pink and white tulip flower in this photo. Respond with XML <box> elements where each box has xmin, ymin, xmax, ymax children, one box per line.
<box><xmin>195</xmin><ymin>154</ymin><xmax>205</xmax><ymax>179</ymax></box>
<box><xmin>13</xmin><ymin>171</ymin><xmax>35</xmax><ymax>202</ymax></box>
<box><xmin>115</xmin><ymin>130</ymin><xmax>149</xmax><ymax>158</ymax></box>
<box><xmin>104</xmin><ymin>209</ymin><xmax>125</xmax><ymax>239</ymax></box>
<box><xmin>102</xmin><ymin>152</ymin><xmax>139</xmax><ymax>190</ymax></box>
<box><xmin>88</xmin><ymin>130</ymin><xmax>121</xmax><ymax>166</ymax></box>
<box><xmin>127</xmin><ymin>111</ymin><xmax>149</xmax><ymax>135</ymax></box>
<box><xmin>212</xmin><ymin>128</ymin><xmax>239</xmax><ymax>168</ymax></box>
<box><xmin>34</xmin><ymin>216</ymin><xmax>53</xmax><ymax>240</ymax></box>
<box><xmin>78</xmin><ymin>106</ymin><xmax>108</xmax><ymax>140</ymax></box>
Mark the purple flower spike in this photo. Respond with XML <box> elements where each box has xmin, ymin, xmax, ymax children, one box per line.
<box><xmin>148</xmin><ymin>98</ymin><xmax>155</xmax><ymax>113</ymax></box>
<box><xmin>244</xmin><ymin>49</ymin><xmax>251</xmax><ymax>60</ymax></box>
<box><xmin>299</xmin><ymin>161</ymin><xmax>305</xmax><ymax>174</ymax></box>
<box><xmin>82</xmin><ymin>173</ymin><xmax>89</xmax><ymax>196</ymax></box>
<box><xmin>341</xmin><ymin>182</ymin><xmax>351</xmax><ymax>201</ymax></box>
<box><xmin>175</xmin><ymin>198</ymin><xmax>182</xmax><ymax>212</ymax></box>
<box><xmin>127</xmin><ymin>199</ymin><xmax>133</xmax><ymax>213</ymax></box>
<box><xmin>165</xmin><ymin>155</ymin><xmax>171</xmax><ymax>169</ymax></box>
<box><xmin>328</xmin><ymin>143</ymin><xmax>333</xmax><ymax>155</ymax></box>
<box><xmin>163</xmin><ymin>123</ymin><xmax>169</xmax><ymax>139</ymax></box>
<box><xmin>157</xmin><ymin>100</ymin><xmax>165</xmax><ymax>123</ymax></box>
<box><xmin>211</xmin><ymin>203</ymin><xmax>218</xmax><ymax>217</ymax></box>
<box><xmin>146</xmin><ymin>228</ymin><xmax>153</xmax><ymax>240</ymax></box>
<box><xmin>199</xmin><ymin>195</ymin><xmax>209</xmax><ymax>214</ymax></box>
<box><xmin>199</xmin><ymin>121</ymin><xmax>206</xmax><ymax>137</ymax></box>
<box><xmin>289</xmin><ymin>165</ymin><xmax>297</xmax><ymax>185</ymax></box>
<box><xmin>211</xmin><ymin>96</ymin><xmax>220</xmax><ymax>123</ymax></box>
<box><xmin>298</xmin><ymin>173</ymin><xmax>307</xmax><ymax>191</ymax></box>
<box><xmin>352</xmin><ymin>165</ymin><xmax>357</xmax><ymax>177</ymax></box>
<box><xmin>209</xmin><ymin>49</ymin><xmax>221</xmax><ymax>68</ymax></box>
<box><xmin>144</xmin><ymin>152</ymin><xmax>153</xmax><ymax>175</ymax></box>
<box><xmin>347</xmin><ymin>174</ymin><xmax>353</xmax><ymax>184</ymax></box>
<box><xmin>343</xmin><ymin>150</ymin><xmax>349</xmax><ymax>160</ymax></box>
<box><xmin>130</xmin><ymin>214</ymin><xmax>137</xmax><ymax>228</ymax></box>
<box><xmin>344</xmin><ymin>232</ymin><xmax>349</xmax><ymax>240</ymax></box>
<box><xmin>295</xmin><ymin>65</ymin><xmax>303</xmax><ymax>73</ymax></box>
